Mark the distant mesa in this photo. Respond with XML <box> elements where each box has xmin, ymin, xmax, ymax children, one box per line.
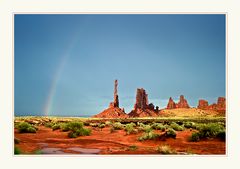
<box><xmin>92</xmin><ymin>80</ymin><xmax>128</xmax><ymax>118</ymax></box>
<box><xmin>197</xmin><ymin>97</ymin><xmax>226</xmax><ymax>113</ymax></box>
<box><xmin>166</xmin><ymin>95</ymin><xmax>190</xmax><ymax>109</ymax></box>
<box><xmin>92</xmin><ymin>80</ymin><xmax>226</xmax><ymax>118</ymax></box>
<box><xmin>128</xmin><ymin>88</ymin><xmax>159</xmax><ymax>117</ymax></box>
<box><xmin>198</xmin><ymin>99</ymin><xmax>209</xmax><ymax>110</ymax></box>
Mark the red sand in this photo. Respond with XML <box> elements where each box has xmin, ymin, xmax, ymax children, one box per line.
<box><xmin>14</xmin><ymin>126</ymin><xmax>225</xmax><ymax>155</ymax></box>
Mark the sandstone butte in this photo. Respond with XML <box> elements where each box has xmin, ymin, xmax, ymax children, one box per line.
<box><xmin>128</xmin><ymin>88</ymin><xmax>159</xmax><ymax>117</ymax></box>
<box><xmin>93</xmin><ymin>80</ymin><xmax>226</xmax><ymax>118</ymax></box>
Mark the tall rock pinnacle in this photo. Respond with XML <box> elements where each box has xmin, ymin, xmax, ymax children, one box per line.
<box><xmin>109</xmin><ymin>79</ymin><xmax>119</xmax><ymax>108</ymax></box>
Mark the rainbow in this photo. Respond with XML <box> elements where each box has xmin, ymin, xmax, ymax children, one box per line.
<box><xmin>43</xmin><ymin>33</ymin><xmax>79</xmax><ymax>116</ymax></box>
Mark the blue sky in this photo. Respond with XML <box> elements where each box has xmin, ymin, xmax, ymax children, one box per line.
<box><xmin>14</xmin><ymin>14</ymin><xmax>226</xmax><ymax>116</ymax></box>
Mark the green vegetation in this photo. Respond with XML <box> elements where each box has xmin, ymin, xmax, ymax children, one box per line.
<box><xmin>98</xmin><ymin>123</ymin><xmax>105</xmax><ymax>128</ymax></box>
<box><xmin>183</xmin><ymin>121</ymin><xmax>196</xmax><ymax>129</ymax></box>
<box><xmin>124</xmin><ymin>123</ymin><xmax>138</xmax><ymax>134</ymax></box>
<box><xmin>138</xmin><ymin>131</ymin><xmax>160</xmax><ymax>141</ymax></box>
<box><xmin>112</xmin><ymin>122</ymin><xmax>124</xmax><ymax>130</ymax></box>
<box><xmin>157</xmin><ymin>145</ymin><xmax>176</xmax><ymax>154</ymax></box>
<box><xmin>52</xmin><ymin>123</ymin><xmax>61</xmax><ymax>131</ymax></box>
<box><xmin>189</xmin><ymin>123</ymin><xmax>225</xmax><ymax>142</ymax></box>
<box><xmin>129</xmin><ymin>145</ymin><xmax>138</xmax><ymax>151</ymax></box>
<box><xmin>15</xmin><ymin>122</ymin><xmax>37</xmax><ymax>133</ymax></box>
<box><xmin>14</xmin><ymin>146</ymin><xmax>22</xmax><ymax>155</ymax></box>
<box><xmin>166</xmin><ymin>128</ymin><xmax>177</xmax><ymax>138</ymax></box>
<box><xmin>170</xmin><ymin>122</ymin><xmax>184</xmax><ymax>131</ymax></box>
<box><xmin>151</xmin><ymin>123</ymin><xmax>166</xmax><ymax>131</ymax></box>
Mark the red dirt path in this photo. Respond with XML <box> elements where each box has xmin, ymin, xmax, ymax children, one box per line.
<box><xmin>14</xmin><ymin>126</ymin><xmax>225</xmax><ymax>155</ymax></box>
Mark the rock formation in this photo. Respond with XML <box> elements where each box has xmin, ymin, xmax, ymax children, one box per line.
<box><xmin>197</xmin><ymin>99</ymin><xmax>209</xmax><ymax>110</ymax></box>
<box><xmin>208</xmin><ymin>97</ymin><xmax>226</xmax><ymax>113</ymax></box>
<box><xmin>198</xmin><ymin>97</ymin><xmax>226</xmax><ymax>113</ymax></box>
<box><xmin>128</xmin><ymin>88</ymin><xmax>159</xmax><ymax>117</ymax></box>
<box><xmin>176</xmin><ymin>95</ymin><xmax>190</xmax><ymax>108</ymax></box>
<box><xmin>109</xmin><ymin>80</ymin><xmax>119</xmax><ymax>108</ymax></box>
<box><xmin>92</xmin><ymin>80</ymin><xmax>128</xmax><ymax>118</ymax></box>
<box><xmin>167</xmin><ymin>97</ymin><xmax>176</xmax><ymax>109</ymax></box>
<box><xmin>134</xmin><ymin>88</ymin><xmax>149</xmax><ymax>110</ymax></box>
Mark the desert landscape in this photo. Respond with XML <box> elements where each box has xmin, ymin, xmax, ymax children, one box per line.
<box><xmin>14</xmin><ymin>80</ymin><xmax>226</xmax><ymax>155</ymax></box>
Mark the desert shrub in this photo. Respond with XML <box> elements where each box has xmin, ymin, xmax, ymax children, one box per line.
<box><xmin>68</xmin><ymin>127</ymin><xmax>91</xmax><ymax>138</ymax></box>
<box><xmin>166</xmin><ymin>128</ymin><xmax>176</xmax><ymax>138</ymax></box>
<box><xmin>67</xmin><ymin>121</ymin><xmax>84</xmax><ymax>131</ymax></box>
<box><xmin>157</xmin><ymin>145</ymin><xmax>176</xmax><ymax>154</ymax></box>
<box><xmin>60</xmin><ymin>123</ymin><xmax>70</xmax><ymax>132</ymax></box>
<box><xmin>90</xmin><ymin>123</ymin><xmax>99</xmax><ymax>127</ymax></box>
<box><xmin>98</xmin><ymin>123</ymin><xmax>105</xmax><ymax>128</ymax></box>
<box><xmin>14</xmin><ymin>146</ymin><xmax>22</xmax><ymax>155</ymax></box>
<box><xmin>138</xmin><ymin>131</ymin><xmax>160</xmax><ymax>141</ymax></box>
<box><xmin>217</xmin><ymin>130</ymin><xmax>226</xmax><ymax>141</ymax></box>
<box><xmin>151</xmin><ymin>123</ymin><xmax>166</xmax><ymax>131</ymax></box>
<box><xmin>125</xmin><ymin>123</ymin><xmax>138</xmax><ymax>135</ymax></box>
<box><xmin>184</xmin><ymin>122</ymin><xmax>196</xmax><ymax>129</ymax></box>
<box><xmin>105</xmin><ymin>121</ymin><xmax>112</xmax><ymax>126</ymax></box>
<box><xmin>16</xmin><ymin>122</ymin><xmax>37</xmax><ymax>133</ymax></box>
<box><xmin>129</xmin><ymin>145</ymin><xmax>138</xmax><ymax>151</ymax></box>
<box><xmin>52</xmin><ymin>123</ymin><xmax>61</xmax><ymax>131</ymax></box>
<box><xmin>189</xmin><ymin>132</ymin><xmax>200</xmax><ymax>142</ymax></box>
<box><xmin>196</xmin><ymin>123</ymin><xmax>225</xmax><ymax>138</ymax></box>
<box><xmin>170</xmin><ymin>122</ymin><xmax>184</xmax><ymax>131</ymax></box>
<box><xmin>112</xmin><ymin>122</ymin><xmax>124</xmax><ymax>130</ymax></box>
<box><xmin>189</xmin><ymin>123</ymin><xmax>225</xmax><ymax>142</ymax></box>
<box><xmin>44</xmin><ymin>122</ymin><xmax>54</xmax><ymax>128</ymax></box>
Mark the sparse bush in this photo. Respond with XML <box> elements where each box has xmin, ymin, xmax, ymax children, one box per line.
<box><xmin>16</xmin><ymin>122</ymin><xmax>37</xmax><ymax>133</ymax></box>
<box><xmin>113</xmin><ymin>122</ymin><xmax>124</xmax><ymax>130</ymax></box>
<box><xmin>129</xmin><ymin>145</ymin><xmax>138</xmax><ymax>151</ymax></box>
<box><xmin>52</xmin><ymin>123</ymin><xmax>61</xmax><ymax>131</ymax></box>
<box><xmin>14</xmin><ymin>146</ymin><xmax>22</xmax><ymax>155</ymax></box>
<box><xmin>217</xmin><ymin>130</ymin><xmax>226</xmax><ymax>141</ymax></box>
<box><xmin>189</xmin><ymin>123</ymin><xmax>225</xmax><ymax>142</ymax></box>
<box><xmin>44</xmin><ymin>122</ymin><xmax>54</xmax><ymax>128</ymax></box>
<box><xmin>125</xmin><ymin>123</ymin><xmax>138</xmax><ymax>134</ymax></box>
<box><xmin>170</xmin><ymin>122</ymin><xmax>184</xmax><ymax>131</ymax></box>
<box><xmin>166</xmin><ymin>128</ymin><xmax>176</xmax><ymax>138</ymax></box>
<box><xmin>184</xmin><ymin>122</ymin><xmax>196</xmax><ymax>129</ymax></box>
<box><xmin>151</xmin><ymin>123</ymin><xmax>166</xmax><ymax>131</ymax></box>
<box><xmin>67</xmin><ymin>121</ymin><xmax>84</xmax><ymax>131</ymax></box>
<box><xmin>105</xmin><ymin>121</ymin><xmax>111</xmax><ymax>126</ymax></box>
<box><xmin>90</xmin><ymin>123</ymin><xmax>99</xmax><ymax>127</ymax></box>
<box><xmin>157</xmin><ymin>145</ymin><xmax>176</xmax><ymax>154</ymax></box>
<box><xmin>98</xmin><ymin>123</ymin><xmax>105</xmax><ymax>128</ymax></box>
<box><xmin>138</xmin><ymin>131</ymin><xmax>160</xmax><ymax>141</ymax></box>
<box><xmin>189</xmin><ymin>132</ymin><xmax>200</xmax><ymax>142</ymax></box>
<box><xmin>68</xmin><ymin>127</ymin><xmax>91</xmax><ymax>138</ymax></box>
<box><xmin>60</xmin><ymin>123</ymin><xmax>70</xmax><ymax>132</ymax></box>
